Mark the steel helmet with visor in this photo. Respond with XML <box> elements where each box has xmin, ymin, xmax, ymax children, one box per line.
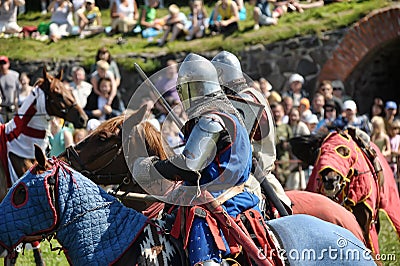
<box><xmin>177</xmin><ymin>53</ymin><xmax>222</xmax><ymax>110</ymax></box>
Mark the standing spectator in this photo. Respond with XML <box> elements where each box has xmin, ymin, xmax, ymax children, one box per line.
<box><xmin>387</xmin><ymin>120</ymin><xmax>400</xmax><ymax>175</ymax></box>
<box><xmin>0</xmin><ymin>0</ymin><xmax>24</xmax><ymax>34</ymax></box>
<box><xmin>384</xmin><ymin>101</ymin><xmax>398</xmax><ymax>133</ymax></box>
<box><xmin>110</xmin><ymin>0</ymin><xmax>139</xmax><ymax>34</ymax></box>
<box><xmin>18</xmin><ymin>72</ymin><xmax>34</xmax><ymax>107</ymax></box>
<box><xmin>0</xmin><ymin>55</ymin><xmax>21</xmax><ymax>123</ymax></box>
<box><xmin>70</xmin><ymin>66</ymin><xmax>92</xmax><ymax>108</ymax></box>
<box><xmin>310</xmin><ymin>92</ymin><xmax>325</xmax><ymax>121</ymax></box>
<box><xmin>137</xmin><ymin>0</ymin><xmax>163</xmax><ymax>40</ymax></box>
<box><xmin>317</xmin><ymin>80</ymin><xmax>343</xmax><ymax>115</ymax></box>
<box><xmin>48</xmin><ymin>0</ymin><xmax>74</xmax><ymax>42</ymax></box>
<box><xmin>271</xmin><ymin>102</ymin><xmax>293</xmax><ymax>185</ymax></box>
<box><xmin>253</xmin><ymin>0</ymin><xmax>277</xmax><ymax>30</ymax></box>
<box><xmin>90</xmin><ymin>60</ymin><xmax>117</xmax><ymax>106</ymax></box>
<box><xmin>49</xmin><ymin>116</ymin><xmax>74</xmax><ymax>157</ymax></box>
<box><xmin>334</xmin><ymin>100</ymin><xmax>372</xmax><ymax>135</ymax></box>
<box><xmin>368</xmin><ymin>96</ymin><xmax>385</xmax><ymax>120</ymax></box>
<box><xmin>84</xmin><ymin>77</ymin><xmax>125</xmax><ymax>121</ymax></box>
<box><xmin>282</xmin><ymin>73</ymin><xmax>308</xmax><ymax>107</ymax></box>
<box><xmin>91</xmin><ymin>47</ymin><xmax>121</xmax><ymax>89</ymax></box>
<box><xmin>209</xmin><ymin>0</ymin><xmax>239</xmax><ymax>36</ymax></box>
<box><xmin>77</xmin><ymin>0</ymin><xmax>103</xmax><ymax>38</ymax></box>
<box><xmin>185</xmin><ymin>0</ymin><xmax>208</xmax><ymax>41</ymax></box>
<box><xmin>331</xmin><ymin>79</ymin><xmax>351</xmax><ymax>102</ymax></box>
<box><xmin>287</xmin><ymin>107</ymin><xmax>309</xmax><ymax>190</ymax></box>
<box><xmin>156</xmin><ymin>4</ymin><xmax>188</xmax><ymax>47</ymax></box>
<box><xmin>370</xmin><ymin>116</ymin><xmax>391</xmax><ymax>158</ymax></box>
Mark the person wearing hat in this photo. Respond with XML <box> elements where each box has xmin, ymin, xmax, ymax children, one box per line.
<box><xmin>0</xmin><ymin>0</ymin><xmax>24</xmax><ymax>34</ymax></box>
<box><xmin>384</xmin><ymin>100</ymin><xmax>398</xmax><ymax>133</ymax></box>
<box><xmin>331</xmin><ymin>79</ymin><xmax>352</xmax><ymax>102</ymax></box>
<box><xmin>282</xmin><ymin>73</ymin><xmax>308</xmax><ymax>107</ymax></box>
<box><xmin>0</xmin><ymin>55</ymin><xmax>21</xmax><ymax>123</ymax></box>
<box><xmin>333</xmin><ymin>99</ymin><xmax>372</xmax><ymax>135</ymax></box>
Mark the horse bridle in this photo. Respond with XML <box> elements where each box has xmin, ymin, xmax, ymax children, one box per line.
<box><xmin>64</xmin><ymin>125</ymin><xmax>132</xmax><ymax>185</ymax></box>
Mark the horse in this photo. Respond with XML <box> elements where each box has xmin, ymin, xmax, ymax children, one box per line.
<box><xmin>0</xmin><ymin>67</ymin><xmax>88</xmax><ymax>266</ymax></box>
<box><xmin>0</xmin><ymin>145</ymin><xmax>376</xmax><ymax>266</ymax></box>
<box><xmin>0</xmin><ymin>67</ymin><xmax>88</xmax><ymax>203</ymax></box>
<box><xmin>59</xmin><ymin>105</ymin><xmax>173</xmax><ymax>216</ymax></box>
<box><xmin>290</xmin><ymin>130</ymin><xmax>400</xmax><ymax>254</ymax></box>
<box><xmin>59</xmin><ymin>106</ymin><xmax>367</xmax><ymax>248</ymax></box>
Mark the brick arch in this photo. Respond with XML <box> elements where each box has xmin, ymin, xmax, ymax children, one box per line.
<box><xmin>318</xmin><ymin>6</ymin><xmax>400</xmax><ymax>82</ymax></box>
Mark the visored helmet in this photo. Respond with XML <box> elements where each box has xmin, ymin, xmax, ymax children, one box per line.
<box><xmin>177</xmin><ymin>53</ymin><xmax>222</xmax><ymax>110</ymax></box>
<box><xmin>211</xmin><ymin>51</ymin><xmax>246</xmax><ymax>93</ymax></box>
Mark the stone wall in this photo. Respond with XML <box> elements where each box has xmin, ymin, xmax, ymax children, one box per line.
<box><xmin>10</xmin><ymin>28</ymin><xmax>347</xmax><ymax>107</ymax></box>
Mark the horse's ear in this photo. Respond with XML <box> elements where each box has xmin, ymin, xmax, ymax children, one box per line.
<box><xmin>41</xmin><ymin>66</ymin><xmax>51</xmax><ymax>92</ymax></box>
<box><xmin>56</xmin><ymin>68</ymin><xmax>63</xmax><ymax>81</ymax></box>
<box><xmin>34</xmin><ymin>144</ymin><xmax>47</xmax><ymax>169</ymax></box>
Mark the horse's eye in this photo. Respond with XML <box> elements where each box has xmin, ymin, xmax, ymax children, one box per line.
<box><xmin>12</xmin><ymin>184</ymin><xmax>28</xmax><ymax>208</ymax></box>
<box><xmin>335</xmin><ymin>145</ymin><xmax>350</xmax><ymax>157</ymax></box>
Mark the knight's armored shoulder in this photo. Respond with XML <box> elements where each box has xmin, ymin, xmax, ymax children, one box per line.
<box><xmin>198</xmin><ymin>114</ymin><xmax>226</xmax><ymax>133</ymax></box>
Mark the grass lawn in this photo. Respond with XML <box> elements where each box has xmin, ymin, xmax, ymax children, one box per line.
<box><xmin>16</xmin><ymin>210</ymin><xmax>399</xmax><ymax>265</ymax></box>
<box><xmin>0</xmin><ymin>0</ymin><xmax>391</xmax><ymax>72</ymax></box>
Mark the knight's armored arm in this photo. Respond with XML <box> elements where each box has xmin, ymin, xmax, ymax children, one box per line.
<box><xmin>151</xmin><ymin>115</ymin><xmax>225</xmax><ymax>184</ymax></box>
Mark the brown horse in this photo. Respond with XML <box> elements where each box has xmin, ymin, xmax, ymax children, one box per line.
<box><xmin>0</xmin><ymin>67</ymin><xmax>88</xmax><ymax>203</ymax></box>
<box><xmin>0</xmin><ymin>68</ymin><xmax>88</xmax><ymax>266</ymax></box>
<box><xmin>290</xmin><ymin>130</ymin><xmax>400</xmax><ymax>254</ymax></box>
<box><xmin>59</xmin><ymin>105</ymin><xmax>172</xmax><ymax>215</ymax></box>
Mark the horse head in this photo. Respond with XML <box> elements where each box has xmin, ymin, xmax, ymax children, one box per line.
<box><xmin>0</xmin><ymin>145</ymin><xmax>58</xmax><ymax>256</ymax></box>
<box><xmin>36</xmin><ymin>67</ymin><xmax>88</xmax><ymax>128</ymax></box>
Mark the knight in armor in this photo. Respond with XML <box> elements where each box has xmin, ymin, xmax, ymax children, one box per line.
<box><xmin>211</xmin><ymin>51</ymin><xmax>292</xmax><ymax>217</ymax></box>
<box><xmin>133</xmin><ymin>53</ymin><xmax>278</xmax><ymax>265</ymax></box>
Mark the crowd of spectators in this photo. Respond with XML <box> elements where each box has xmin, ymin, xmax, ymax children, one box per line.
<box><xmin>258</xmin><ymin>73</ymin><xmax>400</xmax><ymax>191</ymax></box>
<box><xmin>1</xmin><ymin>0</ymin><xmax>344</xmax><ymax>43</ymax></box>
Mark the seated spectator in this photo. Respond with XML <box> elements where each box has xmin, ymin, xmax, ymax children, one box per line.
<box><xmin>157</xmin><ymin>4</ymin><xmax>188</xmax><ymax>47</ymax></box>
<box><xmin>368</xmin><ymin>96</ymin><xmax>385</xmax><ymax>120</ymax></box>
<box><xmin>310</xmin><ymin>92</ymin><xmax>325</xmax><ymax>121</ymax></box>
<box><xmin>48</xmin><ymin>0</ymin><xmax>74</xmax><ymax>42</ymax></box>
<box><xmin>137</xmin><ymin>0</ymin><xmax>163</xmax><ymax>40</ymax></box>
<box><xmin>77</xmin><ymin>0</ymin><xmax>103</xmax><ymax>38</ymax></box>
<box><xmin>110</xmin><ymin>0</ymin><xmax>139</xmax><ymax>34</ymax></box>
<box><xmin>90</xmin><ymin>47</ymin><xmax>121</xmax><ymax>89</ymax></box>
<box><xmin>315</xmin><ymin>99</ymin><xmax>341</xmax><ymax>134</ymax></box>
<box><xmin>318</xmin><ymin>80</ymin><xmax>343</xmax><ymax>116</ymax></box>
<box><xmin>253</xmin><ymin>0</ymin><xmax>277</xmax><ymax>30</ymax></box>
<box><xmin>234</xmin><ymin>0</ymin><xmax>246</xmax><ymax>21</ymax></box>
<box><xmin>185</xmin><ymin>0</ymin><xmax>208</xmax><ymax>41</ymax></box>
<box><xmin>209</xmin><ymin>0</ymin><xmax>239</xmax><ymax>37</ymax></box>
<box><xmin>303</xmin><ymin>113</ymin><xmax>319</xmax><ymax>134</ymax></box>
<box><xmin>90</xmin><ymin>60</ymin><xmax>117</xmax><ymax>106</ymax></box>
<box><xmin>298</xmin><ymin>97</ymin><xmax>311</xmax><ymax>121</ymax></box>
<box><xmin>70</xmin><ymin>66</ymin><xmax>92</xmax><ymax>108</ymax></box>
<box><xmin>84</xmin><ymin>77</ymin><xmax>125</xmax><ymax>121</ymax></box>
<box><xmin>384</xmin><ymin>101</ymin><xmax>398</xmax><ymax>133</ymax></box>
<box><xmin>18</xmin><ymin>72</ymin><xmax>34</xmax><ymax>106</ymax></box>
<box><xmin>0</xmin><ymin>0</ymin><xmax>24</xmax><ymax>34</ymax></box>
<box><xmin>272</xmin><ymin>0</ymin><xmax>304</xmax><ymax>19</ymax></box>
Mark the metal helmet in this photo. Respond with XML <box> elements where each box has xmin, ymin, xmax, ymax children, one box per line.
<box><xmin>211</xmin><ymin>51</ymin><xmax>246</xmax><ymax>93</ymax></box>
<box><xmin>177</xmin><ymin>53</ymin><xmax>222</xmax><ymax>110</ymax></box>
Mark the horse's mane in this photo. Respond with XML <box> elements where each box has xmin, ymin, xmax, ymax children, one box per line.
<box><xmin>141</xmin><ymin>122</ymin><xmax>172</xmax><ymax>160</ymax></box>
<box><xmin>91</xmin><ymin>115</ymin><xmax>173</xmax><ymax>160</ymax></box>
<box><xmin>93</xmin><ymin>116</ymin><xmax>124</xmax><ymax>135</ymax></box>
